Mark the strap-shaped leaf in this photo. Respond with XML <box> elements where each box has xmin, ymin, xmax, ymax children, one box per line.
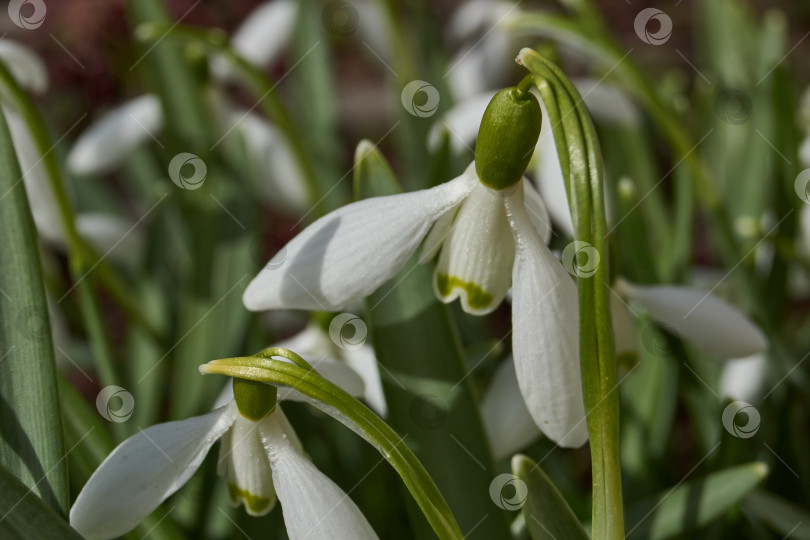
<box><xmin>513</xmin><ymin>454</ymin><xmax>589</xmax><ymax>540</ymax></box>
<box><xmin>0</xmin><ymin>105</ymin><xmax>68</xmax><ymax>514</ymax></box>
<box><xmin>626</xmin><ymin>462</ymin><xmax>768</xmax><ymax>538</ymax></box>
<box><xmin>0</xmin><ymin>464</ymin><xmax>82</xmax><ymax>539</ymax></box>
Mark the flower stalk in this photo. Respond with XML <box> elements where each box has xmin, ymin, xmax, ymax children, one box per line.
<box><xmin>516</xmin><ymin>49</ymin><xmax>625</xmax><ymax>538</ymax></box>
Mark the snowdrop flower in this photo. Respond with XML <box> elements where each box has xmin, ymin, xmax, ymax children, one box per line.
<box><xmin>245</xmin><ymin>88</ymin><xmax>587</xmax><ymax>447</ymax></box>
<box><xmin>430</xmin><ymin>81</ymin><xmax>638</xmax><ymax>237</ymax></box>
<box><xmin>66</xmin><ymin>1</ymin><xmax>309</xmax><ymax>214</ymax></box>
<box><xmin>70</xmin><ymin>372</ymin><xmax>378</xmax><ymax>540</ymax></box>
<box><xmin>483</xmin><ymin>278</ymin><xmax>768</xmax><ymax>458</ymax></box>
<box><xmin>0</xmin><ymin>40</ymin><xmax>134</xmax><ymax>252</ymax></box>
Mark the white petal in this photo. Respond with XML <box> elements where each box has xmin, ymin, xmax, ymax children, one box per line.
<box><xmin>355</xmin><ymin>0</ymin><xmax>392</xmax><ymax>65</ymax></box>
<box><xmin>274</xmin><ymin>322</ymin><xmax>335</xmax><ymax>357</ymax></box>
<box><xmin>3</xmin><ymin>105</ymin><xmax>63</xmax><ymax>244</ymax></box>
<box><xmin>427</xmin><ymin>91</ymin><xmax>495</xmax><ymax>153</ymax></box>
<box><xmin>342</xmin><ymin>344</ymin><xmax>387</xmax><ymax>417</ymax></box>
<box><xmin>75</xmin><ymin>212</ymin><xmax>144</xmax><ymax>261</ymax></box>
<box><xmin>218</xmin><ymin>415</ymin><xmax>277</xmax><ymax>515</ymax></box>
<box><xmin>419</xmin><ymin>206</ymin><xmax>459</xmax><ymax>263</ymax></box>
<box><xmin>522</xmin><ymin>179</ymin><xmax>552</xmax><ymax>244</ymax></box>
<box><xmin>616</xmin><ymin>279</ymin><xmax>768</xmax><ymax>359</ymax></box>
<box><xmin>505</xmin><ymin>195</ymin><xmax>586</xmax><ymax>448</ymax></box>
<box><xmin>433</xmin><ymin>182</ymin><xmax>514</xmax><ymax>315</ymax></box>
<box><xmin>243</xmin><ymin>167</ymin><xmax>477</xmax><ymax>311</ymax></box>
<box><xmin>719</xmin><ymin>353</ymin><xmax>766</xmax><ymax>403</ymax></box>
<box><xmin>227</xmin><ymin>109</ymin><xmax>310</xmax><ymax>213</ymax></box>
<box><xmin>70</xmin><ymin>404</ymin><xmax>237</xmax><ymax>540</ymax></box>
<box><xmin>800</xmin><ymin>136</ymin><xmax>810</xmax><ymax>169</ymax></box>
<box><xmin>67</xmin><ymin>94</ymin><xmax>163</xmax><ymax>176</ymax></box>
<box><xmin>211</xmin><ymin>0</ymin><xmax>297</xmax><ymax>80</ymax></box>
<box><xmin>573</xmin><ymin>78</ymin><xmax>640</xmax><ymax>127</ymax></box>
<box><xmin>0</xmin><ymin>40</ymin><xmax>47</xmax><ymax>93</ymax></box>
<box><xmin>531</xmin><ymin>92</ymin><xmax>574</xmax><ymax>238</ymax></box>
<box><xmin>448</xmin><ymin>0</ymin><xmax>495</xmax><ymax>41</ymax></box>
<box><xmin>261</xmin><ymin>409</ymin><xmax>378</xmax><ymax>539</ymax></box>
<box><xmin>481</xmin><ymin>357</ymin><xmax>542</xmax><ymax>459</ymax></box>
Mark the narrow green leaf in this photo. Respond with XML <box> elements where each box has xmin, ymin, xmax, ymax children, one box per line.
<box><xmin>0</xmin><ymin>464</ymin><xmax>82</xmax><ymax>540</ymax></box>
<box><xmin>512</xmin><ymin>454</ymin><xmax>589</xmax><ymax>540</ymax></box>
<box><xmin>626</xmin><ymin>462</ymin><xmax>769</xmax><ymax>539</ymax></box>
<box><xmin>354</xmin><ymin>142</ymin><xmax>512</xmax><ymax>539</ymax></box>
<box><xmin>0</xmin><ymin>105</ymin><xmax>68</xmax><ymax>515</ymax></box>
<box><xmin>743</xmin><ymin>490</ymin><xmax>810</xmax><ymax>539</ymax></box>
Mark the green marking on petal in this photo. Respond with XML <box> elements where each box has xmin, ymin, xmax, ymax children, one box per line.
<box><xmin>436</xmin><ymin>273</ymin><xmax>494</xmax><ymax>310</ymax></box>
<box><xmin>228</xmin><ymin>483</ymin><xmax>274</xmax><ymax>516</ymax></box>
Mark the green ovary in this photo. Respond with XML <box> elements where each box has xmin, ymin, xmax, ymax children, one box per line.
<box><xmin>228</xmin><ymin>483</ymin><xmax>274</xmax><ymax>515</ymax></box>
<box><xmin>436</xmin><ymin>273</ymin><xmax>494</xmax><ymax>310</ymax></box>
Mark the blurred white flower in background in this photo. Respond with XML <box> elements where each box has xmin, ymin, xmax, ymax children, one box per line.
<box><xmin>0</xmin><ymin>39</ymin><xmax>138</xmax><ymax>257</ymax></box>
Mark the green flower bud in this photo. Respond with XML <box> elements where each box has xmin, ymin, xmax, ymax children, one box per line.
<box><xmin>233</xmin><ymin>378</ymin><xmax>277</xmax><ymax>421</ymax></box>
<box><xmin>475</xmin><ymin>87</ymin><xmax>542</xmax><ymax>190</ymax></box>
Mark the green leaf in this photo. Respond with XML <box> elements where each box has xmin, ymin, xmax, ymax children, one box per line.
<box><xmin>626</xmin><ymin>462</ymin><xmax>769</xmax><ymax>539</ymax></box>
<box><xmin>0</xmin><ymin>464</ymin><xmax>82</xmax><ymax>540</ymax></box>
<box><xmin>743</xmin><ymin>490</ymin><xmax>810</xmax><ymax>539</ymax></box>
<box><xmin>0</xmin><ymin>105</ymin><xmax>68</xmax><ymax>515</ymax></box>
<box><xmin>354</xmin><ymin>142</ymin><xmax>512</xmax><ymax>539</ymax></box>
<box><xmin>512</xmin><ymin>454</ymin><xmax>589</xmax><ymax>540</ymax></box>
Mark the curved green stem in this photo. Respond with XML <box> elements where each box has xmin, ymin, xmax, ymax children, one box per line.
<box><xmin>518</xmin><ymin>49</ymin><xmax>624</xmax><ymax>539</ymax></box>
<box><xmin>200</xmin><ymin>355</ymin><xmax>464</xmax><ymax>540</ymax></box>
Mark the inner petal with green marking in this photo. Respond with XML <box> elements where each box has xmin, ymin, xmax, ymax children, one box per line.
<box><xmin>217</xmin><ymin>415</ymin><xmax>277</xmax><ymax>516</ymax></box>
<box><xmin>431</xmin><ymin>181</ymin><xmax>516</xmax><ymax>315</ymax></box>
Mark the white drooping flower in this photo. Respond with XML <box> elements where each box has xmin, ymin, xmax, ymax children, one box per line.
<box><xmin>70</xmin><ymin>365</ymin><xmax>378</xmax><ymax>540</ymax></box>
<box><xmin>482</xmin><ymin>278</ymin><xmax>767</xmax><ymax>458</ymax></box>
<box><xmin>429</xmin><ymin>82</ymin><xmax>638</xmax><ymax>238</ymax></box>
<box><xmin>244</xmin><ymin>88</ymin><xmax>588</xmax><ymax>448</ymax></box>
<box><xmin>0</xmin><ymin>40</ymin><xmax>137</xmax><ymax>254</ymax></box>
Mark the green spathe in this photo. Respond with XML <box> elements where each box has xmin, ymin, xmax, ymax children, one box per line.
<box><xmin>475</xmin><ymin>87</ymin><xmax>542</xmax><ymax>190</ymax></box>
<box><xmin>233</xmin><ymin>378</ymin><xmax>277</xmax><ymax>421</ymax></box>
